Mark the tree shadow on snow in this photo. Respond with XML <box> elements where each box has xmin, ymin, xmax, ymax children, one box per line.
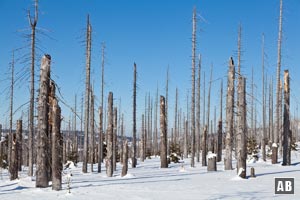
<box><xmin>255</xmin><ymin>169</ymin><xmax>300</xmax><ymax>177</ymax></box>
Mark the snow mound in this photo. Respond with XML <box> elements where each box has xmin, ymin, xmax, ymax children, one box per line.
<box><xmin>272</xmin><ymin>143</ymin><xmax>278</xmax><ymax>148</ymax></box>
<box><xmin>64</xmin><ymin>161</ymin><xmax>76</xmax><ymax>170</ymax></box>
<box><xmin>207</xmin><ymin>152</ymin><xmax>217</xmax><ymax>159</ymax></box>
<box><xmin>179</xmin><ymin>165</ymin><xmax>186</xmax><ymax>172</ymax></box>
<box><xmin>122</xmin><ymin>173</ymin><xmax>135</xmax><ymax>178</ymax></box>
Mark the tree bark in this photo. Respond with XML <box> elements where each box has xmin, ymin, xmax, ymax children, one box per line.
<box><xmin>160</xmin><ymin>96</ymin><xmax>168</xmax><ymax>168</ymax></box>
<box><xmin>121</xmin><ymin>140</ymin><xmax>128</xmax><ymax>177</ymax></box>
<box><xmin>52</xmin><ymin>98</ymin><xmax>62</xmax><ymax>191</ymax></box>
<box><xmin>106</xmin><ymin>92</ymin><xmax>114</xmax><ymax>177</ymax></box>
<box><xmin>16</xmin><ymin>120</ymin><xmax>23</xmax><ymax>171</ymax></box>
<box><xmin>217</xmin><ymin>80</ymin><xmax>223</xmax><ymax>162</ymax></box>
<box><xmin>132</xmin><ymin>63</ymin><xmax>137</xmax><ymax>168</ymax></box>
<box><xmin>10</xmin><ymin>133</ymin><xmax>18</xmax><ymax>180</ymax></box>
<box><xmin>113</xmin><ymin>107</ymin><xmax>117</xmax><ymax>171</ymax></box>
<box><xmin>36</xmin><ymin>54</ymin><xmax>51</xmax><ymax>188</ymax></box>
<box><xmin>196</xmin><ymin>55</ymin><xmax>201</xmax><ymax>163</ymax></box>
<box><xmin>282</xmin><ymin>70</ymin><xmax>290</xmax><ymax>166</ymax></box>
<box><xmin>98</xmin><ymin>106</ymin><xmax>103</xmax><ymax>173</ymax></box>
<box><xmin>224</xmin><ymin>57</ymin><xmax>235</xmax><ymax>170</ymax></box>
<box><xmin>202</xmin><ymin>125</ymin><xmax>208</xmax><ymax>166</ymax></box>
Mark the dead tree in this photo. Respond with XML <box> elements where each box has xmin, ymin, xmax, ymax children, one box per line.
<box><xmin>190</xmin><ymin>7</ymin><xmax>196</xmax><ymax>168</ymax></box>
<box><xmin>274</xmin><ymin>0</ymin><xmax>283</xmax><ymax>164</ymax></box>
<box><xmin>36</xmin><ymin>54</ymin><xmax>51</xmax><ymax>188</ymax></box>
<box><xmin>224</xmin><ymin>57</ymin><xmax>235</xmax><ymax>170</ymax></box>
<box><xmin>113</xmin><ymin>107</ymin><xmax>117</xmax><ymax>171</ymax></box>
<box><xmin>141</xmin><ymin>114</ymin><xmax>145</xmax><ymax>161</ymax></box>
<box><xmin>8</xmin><ymin>51</ymin><xmax>15</xmax><ymax>167</ymax></box>
<box><xmin>160</xmin><ymin>96</ymin><xmax>168</xmax><ymax>168</ymax></box>
<box><xmin>154</xmin><ymin>86</ymin><xmax>158</xmax><ymax>156</ymax></box>
<box><xmin>51</xmin><ymin>98</ymin><xmax>62</xmax><ymax>191</ymax></box>
<box><xmin>132</xmin><ymin>63</ymin><xmax>137</xmax><ymax>168</ymax></box>
<box><xmin>196</xmin><ymin>55</ymin><xmax>201</xmax><ymax>163</ymax></box>
<box><xmin>236</xmin><ymin>77</ymin><xmax>247</xmax><ymax>179</ymax></box>
<box><xmin>82</xmin><ymin>15</ymin><xmax>92</xmax><ymax>173</ymax></box>
<box><xmin>10</xmin><ymin>133</ymin><xmax>18</xmax><ymax>180</ymax></box>
<box><xmin>99</xmin><ymin>43</ymin><xmax>105</xmax><ymax>165</ymax></box>
<box><xmin>106</xmin><ymin>92</ymin><xmax>114</xmax><ymax>177</ymax></box>
<box><xmin>121</xmin><ymin>140</ymin><xmax>128</xmax><ymax>177</ymax></box>
<box><xmin>16</xmin><ymin>120</ymin><xmax>22</xmax><ymax>171</ymax></box>
<box><xmin>282</xmin><ymin>70</ymin><xmax>290</xmax><ymax>166</ymax></box>
<box><xmin>261</xmin><ymin>33</ymin><xmax>266</xmax><ymax>162</ymax></box>
<box><xmin>98</xmin><ymin>106</ymin><xmax>103</xmax><ymax>173</ymax></box>
<box><xmin>28</xmin><ymin>0</ymin><xmax>38</xmax><ymax>177</ymax></box>
<box><xmin>202</xmin><ymin>125</ymin><xmax>208</xmax><ymax>166</ymax></box>
<box><xmin>90</xmin><ymin>90</ymin><xmax>95</xmax><ymax>172</ymax></box>
<box><xmin>217</xmin><ymin>80</ymin><xmax>223</xmax><ymax>162</ymax></box>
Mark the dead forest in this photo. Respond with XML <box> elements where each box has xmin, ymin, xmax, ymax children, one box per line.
<box><xmin>0</xmin><ymin>0</ymin><xmax>299</xmax><ymax>192</ymax></box>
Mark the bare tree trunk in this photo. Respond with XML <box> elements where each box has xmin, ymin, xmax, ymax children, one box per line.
<box><xmin>100</xmin><ymin>43</ymin><xmax>105</xmax><ymax>163</ymax></box>
<box><xmin>202</xmin><ymin>125</ymin><xmax>208</xmax><ymax>166</ymax></box>
<box><xmin>225</xmin><ymin>57</ymin><xmax>235</xmax><ymax>170</ymax></box>
<box><xmin>16</xmin><ymin>120</ymin><xmax>22</xmax><ymax>171</ymax></box>
<box><xmin>282</xmin><ymin>70</ymin><xmax>290</xmax><ymax>166</ymax></box>
<box><xmin>190</xmin><ymin>7</ymin><xmax>196</xmax><ymax>168</ymax></box>
<box><xmin>106</xmin><ymin>92</ymin><xmax>114</xmax><ymax>177</ymax></box>
<box><xmin>10</xmin><ymin>133</ymin><xmax>18</xmax><ymax>180</ymax></box>
<box><xmin>82</xmin><ymin>15</ymin><xmax>91</xmax><ymax>173</ymax></box>
<box><xmin>113</xmin><ymin>107</ymin><xmax>117</xmax><ymax>171</ymax></box>
<box><xmin>160</xmin><ymin>96</ymin><xmax>168</xmax><ymax>168</ymax></box>
<box><xmin>90</xmin><ymin>90</ymin><xmax>95</xmax><ymax>172</ymax></box>
<box><xmin>183</xmin><ymin>117</ymin><xmax>188</xmax><ymax>158</ymax></box>
<box><xmin>217</xmin><ymin>81</ymin><xmax>223</xmax><ymax>162</ymax></box>
<box><xmin>36</xmin><ymin>54</ymin><xmax>51</xmax><ymax>188</ymax></box>
<box><xmin>28</xmin><ymin>0</ymin><xmax>38</xmax><ymax>177</ymax></box>
<box><xmin>98</xmin><ymin>106</ymin><xmax>103</xmax><ymax>173</ymax></box>
<box><xmin>236</xmin><ymin>77</ymin><xmax>247</xmax><ymax>179</ymax></box>
<box><xmin>196</xmin><ymin>55</ymin><xmax>201</xmax><ymax>163</ymax></box>
<box><xmin>154</xmin><ymin>86</ymin><xmax>158</xmax><ymax>156</ymax></box>
<box><xmin>279</xmin><ymin>81</ymin><xmax>283</xmax><ymax>156</ymax></box>
<box><xmin>141</xmin><ymin>114</ymin><xmax>145</xmax><ymax>161</ymax></box>
<box><xmin>8</xmin><ymin>51</ymin><xmax>15</xmax><ymax>168</ymax></box>
<box><xmin>174</xmin><ymin>88</ymin><xmax>178</xmax><ymax>145</ymax></box>
<box><xmin>121</xmin><ymin>140</ymin><xmax>128</xmax><ymax>177</ymax></box>
<box><xmin>132</xmin><ymin>63</ymin><xmax>137</xmax><ymax>168</ymax></box>
<box><xmin>261</xmin><ymin>33</ymin><xmax>266</xmax><ymax>162</ymax></box>
<box><xmin>52</xmin><ymin>98</ymin><xmax>62</xmax><ymax>191</ymax></box>
<box><xmin>274</xmin><ymin>0</ymin><xmax>283</xmax><ymax>165</ymax></box>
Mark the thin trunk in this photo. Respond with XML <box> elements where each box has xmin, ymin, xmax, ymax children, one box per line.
<box><xmin>274</xmin><ymin>0</ymin><xmax>283</xmax><ymax>164</ymax></box>
<box><xmin>196</xmin><ymin>55</ymin><xmax>201</xmax><ymax>163</ymax></box>
<box><xmin>121</xmin><ymin>140</ymin><xmax>128</xmax><ymax>177</ymax></box>
<box><xmin>16</xmin><ymin>120</ymin><xmax>22</xmax><ymax>171</ymax></box>
<box><xmin>261</xmin><ymin>33</ymin><xmax>266</xmax><ymax>162</ymax></box>
<box><xmin>98</xmin><ymin>106</ymin><xmax>103</xmax><ymax>173</ymax></box>
<box><xmin>113</xmin><ymin>107</ymin><xmax>117</xmax><ymax>171</ymax></box>
<box><xmin>90</xmin><ymin>91</ymin><xmax>95</xmax><ymax>172</ymax></box>
<box><xmin>217</xmin><ymin>80</ymin><xmax>223</xmax><ymax>162</ymax></box>
<box><xmin>100</xmin><ymin>43</ymin><xmax>105</xmax><ymax>163</ymax></box>
<box><xmin>8</xmin><ymin>51</ymin><xmax>15</xmax><ymax>167</ymax></box>
<box><xmin>82</xmin><ymin>15</ymin><xmax>91</xmax><ymax>173</ymax></box>
<box><xmin>132</xmin><ymin>63</ymin><xmax>137</xmax><ymax>168</ymax></box>
<box><xmin>190</xmin><ymin>7</ymin><xmax>196</xmax><ymax>168</ymax></box>
<box><xmin>28</xmin><ymin>0</ymin><xmax>38</xmax><ymax>177</ymax></box>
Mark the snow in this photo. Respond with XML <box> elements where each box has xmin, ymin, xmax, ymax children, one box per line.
<box><xmin>207</xmin><ymin>152</ymin><xmax>217</xmax><ymax>159</ymax></box>
<box><xmin>272</xmin><ymin>143</ymin><xmax>278</xmax><ymax>148</ymax></box>
<box><xmin>1</xmin><ymin>150</ymin><xmax>300</xmax><ymax>199</ymax></box>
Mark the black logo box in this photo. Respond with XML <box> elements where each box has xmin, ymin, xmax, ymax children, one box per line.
<box><xmin>274</xmin><ymin>177</ymin><xmax>295</xmax><ymax>195</ymax></box>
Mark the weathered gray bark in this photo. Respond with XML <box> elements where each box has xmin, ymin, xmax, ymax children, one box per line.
<box><xmin>106</xmin><ymin>92</ymin><xmax>114</xmax><ymax>177</ymax></box>
<box><xmin>224</xmin><ymin>57</ymin><xmax>235</xmax><ymax>170</ymax></box>
<box><xmin>274</xmin><ymin>0</ymin><xmax>283</xmax><ymax>165</ymax></box>
<box><xmin>261</xmin><ymin>33</ymin><xmax>266</xmax><ymax>162</ymax></box>
<box><xmin>236</xmin><ymin>77</ymin><xmax>247</xmax><ymax>179</ymax></box>
<box><xmin>113</xmin><ymin>107</ymin><xmax>117</xmax><ymax>171</ymax></box>
<box><xmin>282</xmin><ymin>70</ymin><xmax>290</xmax><ymax>166</ymax></box>
<box><xmin>28</xmin><ymin>0</ymin><xmax>38</xmax><ymax>177</ymax></box>
<box><xmin>82</xmin><ymin>15</ymin><xmax>91</xmax><ymax>173</ymax></box>
<box><xmin>132</xmin><ymin>63</ymin><xmax>137</xmax><ymax>168</ymax></box>
<box><xmin>202</xmin><ymin>125</ymin><xmax>208</xmax><ymax>166</ymax></box>
<box><xmin>16</xmin><ymin>120</ymin><xmax>22</xmax><ymax>171</ymax></box>
<box><xmin>100</xmin><ymin>43</ymin><xmax>105</xmax><ymax>164</ymax></box>
<box><xmin>52</xmin><ymin>98</ymin><xmax>62</xmax><ymax>191</ymax></box>
<box><xmin>90</xmin><ymin>91</ymin><xmax>95</xmax><ymax>172</ymax></box>
<box><xmin>36</xmin><ymin>54</ymin><xmax>51</xmax><ymax>188</ymax></box>
<box><xmin>8</xmin><ymin>51</ymin><xmax>15</xmax><ymax>168</ymax></box>
<box><xmin>217</xmin><ymin>81</ymin><xmax>223</xmax><ymax>162</ymax></box>
<box><xmin>10</xmin><ymin>133</ymin><xmax>18</xmax><ymax>180</ymax></box>
<box><xmin>121</xmin><ymin>140</ymin><xmax>128</xmax><ymax>177</ymax></box>
<box><xmin>154</xmin><ymin>86</ymin><xmax>158</xmax><ymax>156</ymax></box>
<box><xmin>98</xmin><ymin>106</ymin><xmax>103</xmax><ymax>173</ymax></box>
<box><xmin>207</xmin><ymin>154</ymin><xmax>217</xmax><ymax>171</ymax></box>
<box><xmin>160</xmin><ymin>96</ymin><xmax>168</xmax><ymax>168</ymax></box>
<box><xmin>196</xmin><ymin>55</ymin><xmax>201</xmax><ymax>163</ymax></box>
<box><xmin>141</xmin><ymin>114</ymin><xmax>145</xmax><ymax>161</ymax></box>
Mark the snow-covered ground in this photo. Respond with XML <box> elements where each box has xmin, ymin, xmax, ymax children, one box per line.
<box><xmin>0</xmin><ymin>150</ymin><xmax>299</xmax><ymax>200</ymax></box>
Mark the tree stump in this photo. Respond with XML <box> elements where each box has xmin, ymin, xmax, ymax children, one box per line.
<box><xmin>250</xmin><ymin>167</ymin><xmax>256</xmax><ymax>178</ymax></box>
<box><xmin>207</xmin><ymin>153</ymin><xmax>217</xmax><ymax>171</ymax></box>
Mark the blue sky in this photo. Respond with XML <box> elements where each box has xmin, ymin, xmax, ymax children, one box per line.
<box><xmin>0</xmin><ymin>0</ymin><xmax>299</xmax><ymax>133</ymax></box>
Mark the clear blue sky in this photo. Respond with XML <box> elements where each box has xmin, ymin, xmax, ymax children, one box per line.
<box><xmin>0</xmin><ymin>0</ymin><xmax>299</xmax><ymax>133</ymax></box>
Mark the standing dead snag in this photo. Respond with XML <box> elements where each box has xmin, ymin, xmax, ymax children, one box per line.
<box><xmin>113</xmin><ymin>107</ymin><xmax>117</xmax><ymax>171</ymax></box>
<box><xmin>274</xmin><ymin>0</ymin><xmax>283</xmax><ymax>165</ymax></box>
<box><xmin>236</xmin><ymin>77</ymin><xmax>247</xmax><ymax>179</ymax></box>
<box><xmin>28</xmin><ymin>0</ymin><xmax>38</xmax><ymax>177</ymax></box>
<box><xmin>202</xmin><ymin>125</ymin><xmax>208</xmax><ymax>166</ymax></box>
<box><xmin>132</xmin><ymin>63</ymin><xmax>137</xmax><ymax>168</ymax></box>
<box><xmin>52</xmin><ymin>97</ymin><xmax>62</xmax><ymax>191</ymax></box>
<box><xmin>261</xmin><ymin>34</ymin><xmax>266</xmax><ymax>162</ymax></box>
<box><xmin>106</xmin><ymin>92</ymin><xmax>114</xmax><ymax>177</ymax></box>
<box><xmin>83</xmin><ymin>15</ymin><xmax>92</xmax><ymax>173</ymax></box>
<box><xmin>36</xmin><ymin>54</ymin><xmax>51</xmax><ymax>188</ymax></box>
<box><xmin>196</xmin><ymin>55</ymin><xmax>201</xmax><ymax>163</ymax></box>
<box><xmin>160</xmin><ymin>96</ymin><xmax>168</xmax><ymax>168</ymax></box>
<box><xmin>121</xmin><ymin>140</ymin><xmax>128</xmax><ymax>177</ymax></box>
<box><xmin>10</xmin><ymin>133</ymin><xmax>18</xmax><ymax>180</ymax></box>
<box><xmin>16</xmin><ymin>120</ymin><xmax>22</xmax><ymax>171</ymax></box>
<box><xmin>98</xmin><ymin>106</ymin><xmax>103</xmax><ymax>173</ymax></box>
<box><xmin>224</xmin><ymin>57</ymin><xmax>235</xmax><ymax>170</ymax></box>
<box><xmin>190</xmin><ymin>7</ymin><xmax>196</xmax><ymax>168</ymax></box>
<box><xmin>217</xmin><ymin>81</ymin><xmax>223</xmax><ymax>162</ymax></box>
<box><xmin>282</xmin><ymin>70</ymin><xmax>290</xmax><ymax>166</ymax></box>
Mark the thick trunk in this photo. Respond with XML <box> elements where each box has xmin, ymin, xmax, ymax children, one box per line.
<box><xmin>106</xmin><ymin>92</ymin><xmax>114</xmax><ymax>177</ymax></box>
<box><xmin>16</xmin><ymin>120</ymin><xmax>23</xmax><ymax>171</ymax></box>
<box><xmin>121</xmin><ymin>140</ymin><xmax>128</xmax><ymax>177</ymax></box>
<box><xmin>282</xmin><ymin>70</ymin><xmax>290</xmax><ymax>165</ymax></box>
<box><xmin>160</xmin><ymin>96</ymin><xmax>168</xmax><ymax>168</ymax></box>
